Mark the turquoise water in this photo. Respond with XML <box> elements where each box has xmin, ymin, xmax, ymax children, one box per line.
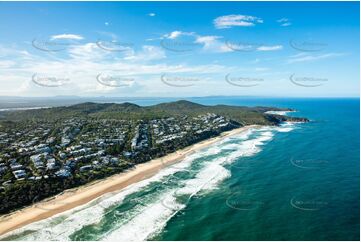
<box><xmin>1</xmin><ymin>98</ymin><xmax>359</xmax><ymax>241</ymax></box>
<box><xmin>158</xmin><ymin>98</ymin><xmax>360</xmax><ymax>241</ymax></box>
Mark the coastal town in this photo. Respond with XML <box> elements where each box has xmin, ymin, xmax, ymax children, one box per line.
<box><xmin>0</xmin><ymin>100</ymin><xmax>308</xmax><ymax>214</ymax></box>
<box><xmin>0</xmin><ymin>113</ymin><xmax>235</xmax><ymax>195</ymax></box>
<box><xmin>0</xmin><ymin>1</ymin><xmax>357</xmax><ymax>240</ymax></box>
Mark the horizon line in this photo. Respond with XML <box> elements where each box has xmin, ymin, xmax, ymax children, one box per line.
<box><xmin>0</xmin><ymin>95</ymin><xmax>359</xmax><ymax>99</ymax></box>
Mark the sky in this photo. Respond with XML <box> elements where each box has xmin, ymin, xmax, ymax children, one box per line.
<box><xmin>0</xmin><ymin>1</ymin><xmax>359</xmax><ymax>98</ymax></box>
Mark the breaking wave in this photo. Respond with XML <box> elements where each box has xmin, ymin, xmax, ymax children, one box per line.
<box><xmin>1</xmin><ymin>124</ymin><xmax>296</xmax><ymax>241</ymax></box>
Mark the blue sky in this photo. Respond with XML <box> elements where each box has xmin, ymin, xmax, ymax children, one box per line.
<box><xmin>0</xmin><ymin>1</ymin><xmax>359</xmax><ymax>97</ymax></box>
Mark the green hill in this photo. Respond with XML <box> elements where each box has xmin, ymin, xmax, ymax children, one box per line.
<box><xmin>0</xmin><ymin>100</ymin><xmax>308</xmax><ymax>125</ymax></box>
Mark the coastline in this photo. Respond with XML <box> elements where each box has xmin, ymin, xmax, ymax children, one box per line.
<box><xmin>0</xmin><ymin>125</ymin><xmax>256</xmax><ymax>236</ymax></box>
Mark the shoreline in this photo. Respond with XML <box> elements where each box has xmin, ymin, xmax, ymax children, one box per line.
<box><xmin>0</xmin><ymin>125</ymin><xmax>256</xmax><ymax>236</ymax></box>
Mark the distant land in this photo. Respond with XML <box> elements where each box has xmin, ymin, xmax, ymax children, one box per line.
<box><xmin>0</xmin><ymin>96</ymin><xmax>356</xmax><ymax>111</ymax></box>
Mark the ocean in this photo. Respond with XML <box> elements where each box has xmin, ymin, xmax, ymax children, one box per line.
<box><xmin>1</xmin><ymin>97</ymin><xmax>359</xmax><ymax>241</ymax></box>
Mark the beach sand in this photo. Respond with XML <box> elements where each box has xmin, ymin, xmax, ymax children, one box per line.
<box><xmin>0</xmin><ymin>125</ymin><xmax>255</xmax><ymax>236</ymax></box>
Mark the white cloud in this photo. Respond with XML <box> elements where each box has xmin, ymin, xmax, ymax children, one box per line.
<box><xmin>68</xmin><ymin>42</ymin><xmax>110</xmax><ymax>60</ymax></box>
<box><xmin>277</xmin><ymin>18</ymin><xmax>291</xmax><ymax>27</ymax></box>
<box><xmin>277</xmin><ymin>18</ymin><xmax>289</xmax><ymax>23</ymax></box>
<box><xmin>124</xmin><ymin>45</ymin><xmax>166</xmax><ymax>61</ymax></box>
<box><xmin>281</xmin><ymin>22</ymin><xmax>291</xmax><ymax>27</ymax></box>
<box><xmin>257</xmin><ymin>45</ymin><xmax>283</xmax><ymax>51</ymax></box>
<box><xmin>148</xmin><ymin>13</ymin><xmax>156</xmax><ymax>17</ymax></box>
<box><xmin>50</xmin><ymin>34</ymin><xmax>84</xmax><ymax>40</ymax></box>
<box><xmin>214</xmin><ymin>14</ymin><xmax>263</xmax><ymax>29</ymax></box>
<box><xmin>162</xmin><ymin>31</ymin><xmax>232</xmax><ymax>53</ymax></box>
<box><xmin>226</xmin><ymin>43</ymin><xmax>282</xmax><ymax>52</ymax></box>
<box><xmin>195</xmin><ymin>35</ymin><xmax>220</xmax><ymax>43</ymax></box>
<box><xmin>0</xmin><ymin>43</ymin><xmax>237</xmax><ymax>96</ymax></box>
<box><xmin>0</xmin><ymin>60</ymin><xmax>16</xmax><ymax>68</ymax></box>
<box><xmin>195</xmin><ymin>35</ymin><xmax>232</xmax><ymax>53</ymax></box>
<box><xmin>287</xmin><ymin>52</ymin><xmax>346</xmax><ymax>63</ymax></box>
<box><xmin>163</xmin><ymin>31</ymin><xmax>195</xmax><ymax>39</ymax></box>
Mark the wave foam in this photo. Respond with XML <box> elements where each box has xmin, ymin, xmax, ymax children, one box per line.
<box><xmin>2</xmin><ymin>125</ymin><xmax>297</xmax><ymax>241</ymax></box>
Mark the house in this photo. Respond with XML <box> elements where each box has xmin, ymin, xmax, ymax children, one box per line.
<box><xmin>59</xmin><ymin>152</ymin><xmax>67</xmax><ymax>159</ymax></box>
<box><xmin>30</xmin><ymin>154</ymin><xmax>41</xmax><ymax>163</ymax></box>
<box><xmin>37</xmin><ymin>146</ymin><xmax>51</xmax><ymax>154</ymax></box>
<box><xmin>55</xmin><ymin>169</ymin><xmax>71</xmax><ymax>178</ymax></box>
<box><xmin>13</xmin><ymin>169</ymin><xmax>26</xmax><ymax>179</ymax></box>
<box><xmin>8</xmin><ymin>159</ymin><xmax>17</xmax><ymax>165</ymax></box>
<box><xmin>46</xmin><ymin>158</ymin><xmax>58</xmax><ymax>170</ymax></box>
<box><xmin>46</xmin><ymin>137</ymin><xmax>55</xmax><ymax>144</ymax></box>
<box><xmin>10</xmin><ymin>164</ymin><xmax>23</xmax><ymax>171</ymax></box>
<box><xmin>0</xmin><ymin>163</ymin><xmax>7</xmax><ymax>175</ymax></box>
<box><xmin>123</xmin><ymin>151</ymin><xmax>133</xmax><ymax>159</ymax></box>
<box><xmin>74</xmin><ymin>156</ymin><xmax>84</xmax><ymax>162</ymax></box>
<box><xmin>65</xmin><ymin>159</ymin><xmax>76</xmax><ymax>169</ymax></box>
<box><xmin>31</xmin><ymin>154</ymin><xmax>45</xmax><ymax>169</ymax></box>
<box><xmin>110</xmin><ymin>157</ymin><xmax>119</xmax><ymax>165</ymax></box>
<box><xmin>79</xmin><ymin>165</ymin><xmax>93</xmax><ymax>172</ymax></box>
<box><xmin>61</xmin><ymin>137</ymin><xmax>71</xmax><ymax>147</ymax></box>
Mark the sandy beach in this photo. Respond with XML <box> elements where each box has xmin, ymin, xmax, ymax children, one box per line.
<box><xmin>0</xmin><ymin>125</ymin><xmax>255</xmax><ymax>236</ymax></box>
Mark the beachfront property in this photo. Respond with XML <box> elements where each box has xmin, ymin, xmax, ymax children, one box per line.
<box><xmin>0</xmin><ymin>113</ymin><xmax>235</xmax><ymax>189</ymax></box>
